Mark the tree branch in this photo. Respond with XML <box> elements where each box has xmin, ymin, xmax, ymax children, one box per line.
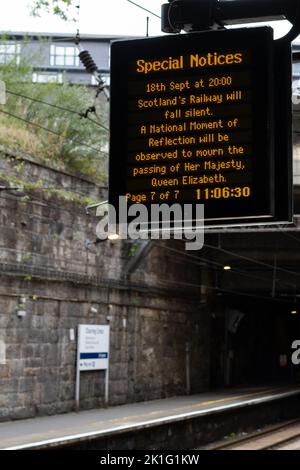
<box><xmin>29</xmin><ymin>0</ymin><xmax>75</xmax><ymax>21</ymax></box>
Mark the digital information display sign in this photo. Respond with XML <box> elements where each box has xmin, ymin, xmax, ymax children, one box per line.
<box><xmin>109</xmin><ymin>27</ymin><xmax>291</xmax><ymax>229</ymax></box>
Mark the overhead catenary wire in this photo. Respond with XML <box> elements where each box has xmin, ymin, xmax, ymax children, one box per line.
<box><xmin>203</xmin><ymin>242</ymin><xmax>300</xmax><ymax>281</ymax></box>
<box><xmin>156</xmin><ymin>238</ymin><xmax>300</xmax><ymax>289</ymax></box>
<box><xmin>0</xmin><ymin>108</ymin><xmax>106</xmax><ymax>155</ymax></box>
<box><xmin>152</xmin><ymin>240</ymin><xmax>286</xmax><ymax>278</ymax></box>
<box><xmin>75</xmin><ymin>0</ymin><xmax>81</xmax><ymax>30</ymax></box>
<box><xmin>278</xmin><ymin>228</ymin><xmax>300</xmax><ymax>245</ymax></box>
<box><xmin>126</xmin><ymin>0</ymin><xmax>161</xmax><ymax>19</ymax></box>
<box><xmin>149</xmin><ymin>275</ymin><xmax>300</xmax><ymax>305</ymax></box>
<box><xmin>2</xmin><ymin>187</ymin><xmax>293</xmax><ymax>290</ymax></box>
<box><xmin>0</xmin><ymin>255</ymin><xmax>296</xmax><ymax>306</ymax></box>
<box><xmin>0</xmin><ymin>193</ymin><xmax>297</xmax><ymax>293</ymax></box>
<box><xmin>0</xmin><ymin>278</ymin><xmax>297</xmax><ymax>307</ymax></box>
<box><xmin>0</xmin><ymin>187</ymin><xmax>299</xmax><ymax>302</ymax></box>
<box><xmin>0</xmin><ymin>240</ymin><xmax>295</xmax><ymax>304</ymax></box>
<box><xmin>0</xmin><ymin>228</ymin><xmax>297</xmax><ymax>304</ymax></box>
<box><xmin>152</xmin><ymin>241</ymin><xmax>296</xmax><ymax>291</ymax></box>
<box><xmin>6</xmin><ymin>89</ymin><xmax>109</xmax><ymax>132</ymax></box>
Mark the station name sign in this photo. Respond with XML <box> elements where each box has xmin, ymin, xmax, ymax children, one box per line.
<box><xmin>109</xmin><ymin>27</ymin><xmax>289</xmax><ymax>228</ymax></box>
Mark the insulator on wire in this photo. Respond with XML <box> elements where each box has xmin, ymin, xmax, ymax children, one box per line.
<box><xmin>79</xmin><ymin>50</ymin><xmax>98</xmax><ymax>74</ymax></box>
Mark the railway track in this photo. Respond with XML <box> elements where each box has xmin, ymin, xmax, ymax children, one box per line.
<box><xmin>202</xmin><ymin>420</ymin><xmax>300</xmax><ymax>450</ymax></box>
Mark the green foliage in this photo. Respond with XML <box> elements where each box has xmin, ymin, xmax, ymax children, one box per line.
<box><xmin>0</xmin><ymin>37</ymin><xmax>109</xmax><ymax>183</ymax></box>
<box><xmin>128</xmin><ymin>241</ymin><xmax>140</xmax><ymax>257</ymax></box>
<box><xmin>0</xmin><ymin>167</ymin><xmax>98</xmax><ymax>206</ymax></box>
<box><xmin>30</xmin><ymin>0</ymin><xmax>75</xmax><ymax>21</ymax></box>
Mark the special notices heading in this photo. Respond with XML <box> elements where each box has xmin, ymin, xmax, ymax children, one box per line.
<box><xmin>135</xmin><ymin>52</ymin><xmax>245</xmax><ymax>75</ymax></box>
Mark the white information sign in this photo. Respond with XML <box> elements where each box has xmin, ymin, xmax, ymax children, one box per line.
<box><xmin>75</xmin><ymin>324</ymin><xmax>110</xmax><ymax>410</ymax></box>
<box><xmin>78</xmin><ymin>324</ymin><xmax>109</xmax><ymax>371</ymax></box>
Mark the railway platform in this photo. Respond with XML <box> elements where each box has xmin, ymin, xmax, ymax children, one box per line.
<box><xmin>1</xmin><ymin>385</ymin><xmax>300</xmax><ymax>450</ymax></box>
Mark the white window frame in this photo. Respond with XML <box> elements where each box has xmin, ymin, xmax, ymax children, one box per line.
<box><xmin>32</xmin><ymin>72</ymin><xmax>63</xmax><ymax>84</ymax></box>
<box><xmin>0</xmin><ymin>43</ymin><xmax>21</xmax><ymax>65</ymax></box>
<box><xmin>50</xmin><ymin>44</ymin><xmax>80</xmax><ymax>67</ymax></box>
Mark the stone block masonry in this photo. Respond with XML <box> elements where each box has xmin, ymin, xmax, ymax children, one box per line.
<box><xmin>0</xmin><ymin>149</ymin><xmax>210</xmax><ymax>422</ymax></box>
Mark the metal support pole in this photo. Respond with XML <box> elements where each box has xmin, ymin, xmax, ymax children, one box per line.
<box><xmin>75</xmin><ymin>370</ymin><xmax>80</xmax><ymax>412</ymax></box>
<box><xmin>105</xmin><ymin>369</ymin><xmax>109</xmax><ymax>405</ymax></box>
<box><xmin>75</xmin><ymin>326</ymin><xmax>81</xmax><ymax>412</ymax></box>
<box><xmin>105</xmin><ymin>324</ymin><xmax>110</xmax><ymax>406</ymax></box>
<box><xmin>185</xmin><ymin>341</ymin><xmax>191</xmax><ymax>395</ymax></box>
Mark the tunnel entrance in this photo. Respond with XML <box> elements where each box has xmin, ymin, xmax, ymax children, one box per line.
<box><xmin>210</xmin><ymin>294</ymin><xmax>300</xmax><ymax>388</ymax></box>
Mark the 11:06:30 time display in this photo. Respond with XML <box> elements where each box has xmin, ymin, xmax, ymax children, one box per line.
<box><xmin>196</xmin><ymin>186</ymin><xmax>251</xmax><ymax>200</ymax></box>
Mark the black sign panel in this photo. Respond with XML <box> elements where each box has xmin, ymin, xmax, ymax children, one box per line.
<box><xmin>109</xmin><ymin>27</ymin><xmax>291</xmax><ymax>228</ymax></box>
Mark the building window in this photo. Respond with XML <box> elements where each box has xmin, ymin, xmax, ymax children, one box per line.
<box><xmin>0</xmin><ymin>43</ymin><xmax>21</xmax><ymax>64</ymax></box>
<box><xmin>32</xmin><ymin>72</ymin><xmax>63</xmax><ymax>84</ymax></box>
<box><xmin>50</xmin><ymin>45</ymin><xmax>79</xmax><ymax>67</ymax></box>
